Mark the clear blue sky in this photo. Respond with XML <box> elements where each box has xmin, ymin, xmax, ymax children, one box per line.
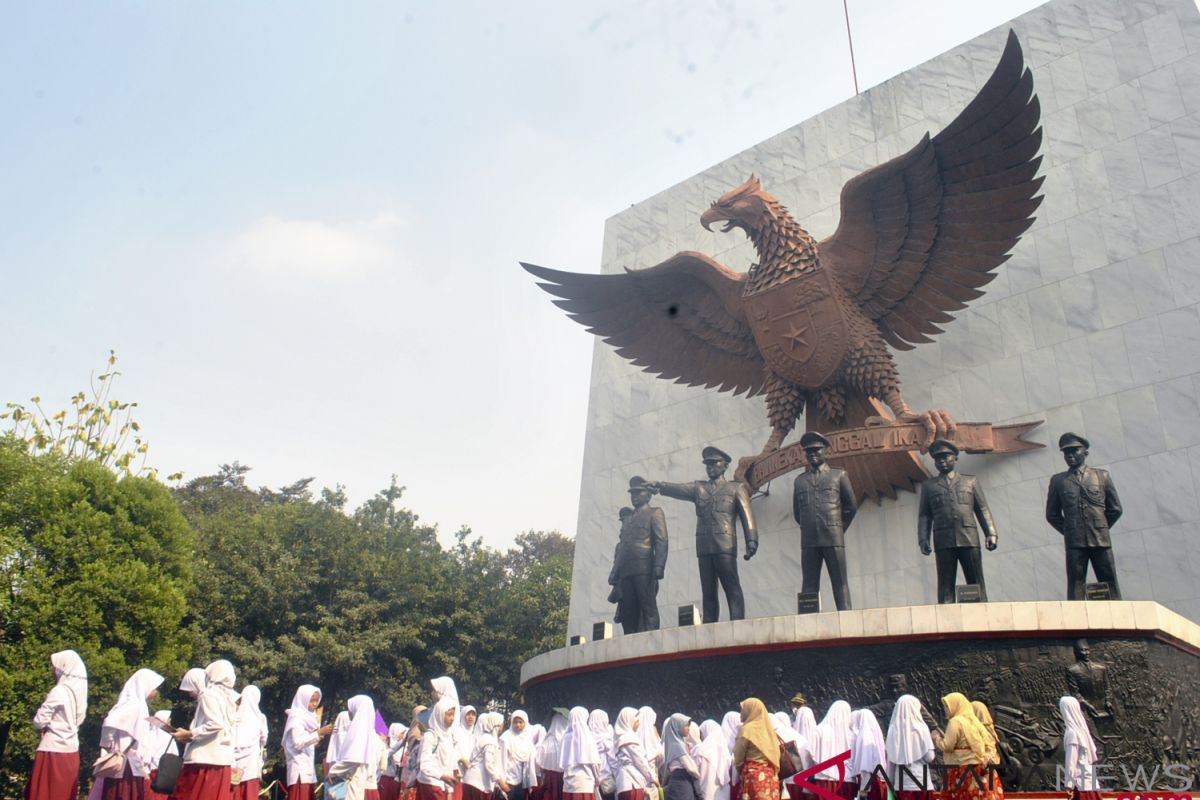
<box><xmin>0</xmin><ymin>0</ymin><xmax>1044</xmax><ymax>548</ymax></box>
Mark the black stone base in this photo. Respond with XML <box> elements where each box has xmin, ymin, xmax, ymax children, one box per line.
<box><xmin>522</xmin><ymin>633</ymin><xmax>1199</xmax><ymax>791</ymax></box>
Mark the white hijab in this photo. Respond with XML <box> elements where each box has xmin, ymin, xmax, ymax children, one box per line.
<box><xmin>326</xmin><ymin>711</ymin><xmax>351</xmax><ymax>764</ymax></box>
<box><xmin>389</xmin><ymin>722</ymin><xmax>409</xmax><ymax>748</ymax></box>
<box><xmin>559</xmin><ymin>706</ymin><xmax>601</xmax><ymax>769</ymax></box>
<box><xmin>537</xmin><ymin>711</ymin><xmax>568</xmax><ymax>770</ymax></box>
<box><xmin>235</xmin><ymin>685</ymin><xmax>267</xmax><ymax>750</ymax></box>
<box><xmin>885</xmin><ymin>696</ymin><xmax>933</xmax><ymax>771</ymax></box>
<box><xmin>179</xmin><ymin>668</ymin><xmax>207</xmax><ymax>697</ymax></box>
<box><xmin>103</xmin><ymin>668</ymin><xmax>164</xmax><ymax>739</ymax></box>
<box><xmin>501</xmin><ymin>711</ymin><xmax>535</xmax><ymax>762</ymax></box>
<box><xmin>283</xmin><ymin>685</ymin><xmax>321</xmax><ymax>751</ymax></box>
<box><xmin>814</xmin><ymin>701</ymin><xmax>852</xmax><ymax>779</ymax></box>
<box><xmin>588</xmin><ymin>710</ymin><xmax>614</xmax><ymax>752</ymax></box>
<box><xmin>793</xmin><ymin>708</ymin><xmax>817</xmax><ymax>746</ymax></box>
<box><xmin>614</xmin><ymin>707</ymin><xmax>640</xmax><ymax>748</ymax></box>
<box><xmin>773</xmin><ymin>712</ymin><xmax>802</xmax><ymax>747</ymax></box>
<box><xmin>695</xmin><ymin>720</ymin><xmax>732</xmax><ymax>800</ymax></box>
<box><xmin>430</xmin><ymin>677</ymin><xmax>459</xmax><ymax>706</ymax></box>
<box><xmin>336</xmin><ymin>695</ymin><xmax>378</xmax><ymax>765</ymax></box>
<box><xmin>638</xmin><ymin>707</ymin><xmax>662</xmax><ymax>762</ymax></box>
<box><xmin>1060</xmin><ymin>696</ymin><xmax>1097</xmax><ymax>784</ymax></box>
<box><xmin>49</xmin><ymin>650</ymin><xmax>88</xmax><ymax>727</ymax></box>
<box><xmin>458</xmin><ymin>705</ymin><xmax>477</xmax><ymax>760</ymax></box>
<box><xmin>428</xmin><ymin>695</ymin><xmax>458</xmax><ymax>749</ymax></box>
<box><xmin>720</xmin><ymin>711</ymin><xmax>741</xmax><ymax>754</ymax></box>
<box><xmin>847</xmin><ymin>709</ymin><xmax>887</xmax><ymax>779</ymax></box>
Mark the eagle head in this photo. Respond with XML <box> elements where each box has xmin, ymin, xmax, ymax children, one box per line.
<box><xmin>700</xmin><ymin>174</ymin><xmax>780</xmax><ymax>235</ymax></box>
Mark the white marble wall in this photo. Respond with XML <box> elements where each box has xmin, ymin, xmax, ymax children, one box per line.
<box><xmin>567</xmin><ymin>0</ymin><xmax>1200</xmax><ymax>639</ymax></box>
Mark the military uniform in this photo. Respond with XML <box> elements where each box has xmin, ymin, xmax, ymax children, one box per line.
<box><xmin>1046</xmin><ymin>464</ymin><xmax>1123</xmax><ymax>600</ymax></box>
<box><xmin>918</xmin><ymin>471</ymin><xmax>998</xmax><ymax>603</ymax></box>
<box><xmin>792</xmin><ymin>453</ymin><xmax>858</xmax><ymax>610</ymax></box>
<box><xmin>608</xmin><ymin>501</ymin><xmax>668</xmax><ymax>632</ymax></box>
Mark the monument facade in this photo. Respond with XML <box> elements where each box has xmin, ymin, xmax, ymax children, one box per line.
<box><xmin>561</xmin><ymin>0</ymin><xmax>1200</xmax><ymax>635</ymax></box>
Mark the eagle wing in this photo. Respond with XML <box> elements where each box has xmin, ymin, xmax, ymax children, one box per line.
<box><xmin>522</xmin><ymin>253</ymin><xmax>766</xmax><ymax>395</ymax></box>
<box><xmin>819</xmin><ymin>30</ymin><xmax>1044</xmax><ymax>350</ymax></box>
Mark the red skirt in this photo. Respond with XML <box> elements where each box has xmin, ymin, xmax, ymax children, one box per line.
<box><xmin>103</xmin><ymin>763</ymin><xmax>146</xmax><ymax>800</ymax></box>
<box><xmin>173</xmin><ymin>764</ymin><xmax>232</xmax><ymax>800</ymax></box>
<box><xmin>451</xmin><ymin>785</ymin><xmax>462</xmax><ymax>800</ymax></box>
<box><xmin>147</xmin><ymin>772</ymin><xmax>171</xmax><ymax>800</ymax></box>
<box><xmin>617</xmin><ymin>792</ymin><xmax>644</xmax><ymax>800</ymax></box>
<box><xmin>286</xmin><ymin>784</ymin><xmax>314</xmax><ymax>800</ymax></box>
<box><xmin>541</xmin><ymin>771</ymin><xmax>564</xmax><ymax>800</ymax></box>
<box><xmin>945</xmin><ymin>766</ymin><xmax>1003</xmax><ymax>800</ymax></box>
<box><xmin>26</xmin><ymin>750</ymin><xmax>80</xmax><ymax>800</ymax></box>
<box><xmin>564</xmin><ymin>794</ymin><xmax>595</xmax><ymax>800</ymax></box>
<box><xmin>1070</xmin><ymin>791</ymin><xmax>1102</xmax><ymax>800</ymax></box>
<box><xmin>739</xmin><ymin>759</ymin><xmax>780</xmax><ymax>800</ymax></box>
<box><xmin>365</xmin><ymin>790</ymin><xmax>382</xmax><ymax>800</ymax></box>
<box><xmin>380</xmin><ymin>777</ymin><xmax>402</xmax><ymax>800</ymax></box>
<box><xmin>232</xmin><ymin>780</ymin><xmax>260</xmax><ymax>800</ymax></box>
<box><xmin>416</xmin><ymin>784</ymin><xmax>447</xmax><ymax>800</ymax></box>
<box><xmin>462</xmin><ymin>786</ymin><xmax>490</xmax><ymax>800</ymax></box>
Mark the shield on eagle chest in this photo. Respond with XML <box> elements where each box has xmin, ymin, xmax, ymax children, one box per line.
<box><xmin>744</xmin><ymin>267</ymin><xmax>850</xmax><ymax>389</ymax></box>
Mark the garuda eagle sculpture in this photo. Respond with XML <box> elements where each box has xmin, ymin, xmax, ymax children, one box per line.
<box><xmin>523</xmin><ymin>31</ymin><xmax>1043</xmax><ymax>500</ymax></box>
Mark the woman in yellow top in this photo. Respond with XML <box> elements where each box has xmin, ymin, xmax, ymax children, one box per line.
<box><xmin>931</xmin><ymin>694</ymin><xmax>1001</xmax><ymax>800</ymax></box>
<box><xmin>732</xmin><ymin>699</ymin><xmax>779</xmax><ymax>800</ymax></box>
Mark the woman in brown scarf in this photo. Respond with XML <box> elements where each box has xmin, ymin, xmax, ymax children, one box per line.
<box><xmin>732</xmin><ymin>699</ymin><xmax>779</xmax><ymax>800</ymax></box>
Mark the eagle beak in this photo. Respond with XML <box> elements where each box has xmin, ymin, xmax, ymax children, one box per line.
<box><xmin>700</xmin><ymin>206</ymin><xmax>727</xmax><ymax>232</ymax></box>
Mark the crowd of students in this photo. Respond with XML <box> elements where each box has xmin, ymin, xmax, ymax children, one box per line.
<box><xmin>24</xmin><ymin>651</ymin><xmax>1103</xmax><ymax>800</ymax></box>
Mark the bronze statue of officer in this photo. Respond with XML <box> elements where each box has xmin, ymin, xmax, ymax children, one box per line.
<box><xmin>917</xmin><ymin>439</ymin><xmax>998</xmax><ymax>603</ymax></box>
<box><xmin>647</xmin><ymin>446</ymin><xmax>757</xmax><ymax>622</ymax></box>
<box><xmin>607</xmin><ymin>477</ymin><xmax>668</xmax><ymax>632</ymax></box>
<box><xmin>1046</xmin><ymin>432</ymin><xmax>1123</xmax><ymax>599</ymax></box>
<box><xmin>792</xmin><ymin>431</ymin><xmax>857</xmax><ymax>610</ymax></box>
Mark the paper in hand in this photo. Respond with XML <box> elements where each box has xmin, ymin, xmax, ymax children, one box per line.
<box><xmin>145</xmin><ymin>716</ymin><xmax>178</xmax><ymax>734</ymax></box>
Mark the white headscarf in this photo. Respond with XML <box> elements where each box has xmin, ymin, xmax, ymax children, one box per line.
<box><xmin>335</xmin><ymin>695</ymin><xmax>378</xmax><ymax>766</ymax></box>
<box><xmin>662</xmin><ymin>713</ymin><xmax>698</xmax><ymax>777</ymax></box>
<box><xmin>500</xmin><ymin>711</ymin><xmax>537</xmax><ymax>788</ymax></box>
<box><xmin>793</xmin><ymin>707</ymin><xmax>817</xmax><ymax>746</ymax></box>
<box><xmin>430</xmin><ymin>677</ymin><xmax>459</xmax><ymax>706</ymax></box>
<box><xmin>235</xmin><ymin>685</ymin><xmax>267</xmax><ymax>751</ymax></box>
<box><xmin>588</xmin><ymin>710</ymin><xmax>614</xmax><ymax>751</ymax></box>
<box><xmin>205</xmin><ymin>660</ymin><xmax>236</xmax><ymax>690</ymax></box>
<box><xmin>103</xmin><ymin>668</ymin><xmax>164</xmax><ymax>739</ymax></box>
<box><xmin>559</xmin><ymin>706</ymin><xmax>601</xmax><ymax>770</ymax></box>
<box><xmin>695</xmin><ymin>720</ymin><xmax>732</xmax><ymax>800</ymax></box>
<box><xmin>773</xmin><ymin>712</ymin><xmax>802</xmax><ymax>747</ymax></box>
<box><xmin>614</xmin><ymin>707</ymin><xmax>640</xmax><ymax>748</ymax></box>
<box><xmin>847</xmin><ymin>709</ymin><xmax>887</xmax><ymax>779</ymax></box>
<box><xmin>1060</xmin><ymin>696</ymin><xmax>1097</xmax><ymax>787</ymax></box>
<box><xmin>885</xmin><ymin>696</ymin><xmax>932</xmax><ymax>774</ymax></box>
<box><xmin>389</xmin><ymin>722</ymin><xmax>409</xmax><ymax>747</ymax></box>
<box><xmin>179</xmin><ymin>668</ymin><xmax>206</xmax><ymax>697</ymax></box>
<box><xmin>49</xmin><ymin>650</ymin><xmax>88</xmax><ymax>727</ymax></box>
<box><xmin>458</xmin><ymin>705</ymin><xmax>477</xmax><ymax>762</ymax></box>
<box><xmin>814</xmin><ymin>701</ymin><xmax>852</xmax><ymax>779</ymax></box>
<box><xmin>283</xmin><ymin>685</ymin><xmax>321</xmax><ymax>751</ymax></box>
<box><xmin>720</xmin><ymin>711</ymin><xmax>741</xmax><ymax>754</ymax></box>
<box><xmin>536</xmin><ymin>711</ymin><xmax>568</xmax><ymax>770</ymax></box>
<box><xmin>638</xmin><ymin>707</ymin><xmax>662</xmax><ymax>762</ymax></box>
<box><xmin>326</xmin><ymin>710</ymin><xmax>351</xmax><ymax>764</ymax></box>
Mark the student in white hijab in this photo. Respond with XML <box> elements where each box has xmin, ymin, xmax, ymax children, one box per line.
<box><xmin>179</xmin><ymin>669</ymin><xmax>207</xmax><ymax>699</ymax></box>
<box><xmin>812</xmin><ymin>701</ymin><xmax>853</xmax><ymax>790</ymax></box>
<box><xmin>94</xmin><ymin>668</ymin><xmax>165</xmax><ymax>800</ymax></box>
<box><xmin>1059</xmin><ymin>697</ymin><xmax>1099</xmax><ymax>799</ymax></box>
<box><xmin>173</xmin><ymin>660</ymin><xmax>239</xmax><ymax>800</ymax></box>
<box><xmin>27</xmin><ymin>650</ymin><xmax>88</xmax><ymax>800</ymax></box>
<box><xmin>558</xmin><ymin>707</ymin><xmax>602</xmax><ymax>798</ymax></box>
<box><xmin>536</xmin><ymin>710</ymin><xmax>569</xmax><ymax>800</ymax></box>
<box><xmin>720</xmin><ymin>712</ymin><xmax>741</xmax><ymax>756</ymax></box>
<box><xmin>430</xmin><ymin>677</ymin><xmax>459</xmax><ymax>706</ymax></box>
<box><xmin>417</xmin><ymin>696</ymin><xmax>462</xmax><ymax>800</ymax></box>
<box><xmin>636</xmin><ymin>708</ymin><xmax>663</xmax><ymax>770</ymax></box>
<box><xmin>328</xmin><ymin>695</ymin><xmax>386</xmax><ymax>800</ymax></box>
<box><xmin>791</xmin><ymin>708</ymin><xmax>817</xmax><ymax>771</ymax></box>
<box><xmin>847</xmin><ymin>710</ymin><xmax>887</xmax><ymax>799</ymax></box>
<box><xmin>613</xmin><ymin>707</ymin><xmax>658</xmax><ymax>797</ymax></box>
<box><xmin>693</xmin><ymin>721</ymin><xmax>731</xmax><ymax>800</ymax></box>
<box><xmin>885</xmin><ymin>696</ymin><xmax>935</xmax><ymax>793</ymax></box>
<box><xmin>457</xmin><ymin>706</ymin><xmax>478</xmax><ymax>784</ymax></box>
<box><xmin>141</xmin><ymin>709</ymin><xmax>180</xmax><ymax>800</ymax></box>
<box><xmin>661</xmin><ymin>714</ymin><xmax>701</xmax><ymax>800</ymax></box>
<box><xmin>462</xmin><ymin>712</ymin><xmax>509</xmax><ymax>800</ymax></box>
<box><xmin>588</xmin><ymin>710</ymin><xmax>617</xmax><ymax>798</ymax></box>
<box><xmin>282</xmin><ymin>685</ymin><xmax>334</xmax><ymax>800</ymax></box>
<box><xmin>499</xmin><ymin>711</ymin><xmax>537</xmax><ymax>800</ymax></box>
<box><xmin>381</xmin><ymin>722</ymin><xmax>409</xmax><ymax>800</ymax></box>
<box><xmin>232</xmin><ymin>685</ymin><xmax>269</xmax><ymax>800</ymax></box>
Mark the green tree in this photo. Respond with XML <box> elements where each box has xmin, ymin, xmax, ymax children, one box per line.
<box><xmin>0</xmin><ymin>437</ymin><xmax>193</xmax><ymax>788</ymax></box>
